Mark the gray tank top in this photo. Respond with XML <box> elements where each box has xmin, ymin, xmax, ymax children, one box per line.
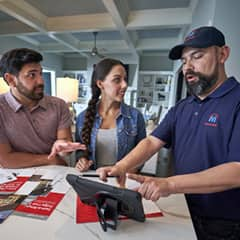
<box><xmin>96</xmin><ymin>128</ymin><xmax>117</xmax><ymax>168</ymax></box>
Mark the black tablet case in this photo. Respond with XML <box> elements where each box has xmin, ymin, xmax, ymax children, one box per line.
<box><xmin>66</xmin><ymin>174</ymin><xmax>145</xmax><ymax>223</ymax></box>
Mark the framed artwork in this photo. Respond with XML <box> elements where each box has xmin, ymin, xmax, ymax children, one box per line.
<box><xmin>79</xmin><ymin>85</ymin><xmax>88</xmax><ymax>98</ymax></box>
<box><xmin>77</xmin><ymin>73</ymin><xmax>86</xmax><ymax>84</ymax></box>
<box><xmin>155</xmin><ymin>77</ymin><xmax>163</xmax><ymax>84</ymax></box>
<box><xmin>142</xmin><ymin>75</ymin><xmax>153</xmax><ymax>87</ymax></box>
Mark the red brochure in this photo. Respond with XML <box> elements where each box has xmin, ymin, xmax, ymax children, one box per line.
<box><xmin>14</xmin><ymin>175</ymin><xmax>68</xmax><ymax>220</ymax></box>
<box><xmin>15</xmin><ymin>192</ymin><xmax>64</xmax><ymax>219</ymax></box>
<box><xmin>0</xmin><ymin>177</ymin><xmax>30</xmax><ymax>194</ymax></box>
<box><xmin>76</xmin><ymin>196</ymin><xmax>163</xmax><ymax>224</ymax></box>
<box><xmin>0</xmin><ymin>176</ymin><xmax>30</xmax><ymax>223</ymax></box>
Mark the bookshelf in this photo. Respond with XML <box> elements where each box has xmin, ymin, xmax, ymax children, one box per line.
<box><xmin>137</xmin><ymin>71</ymin><xmax>173</xmax><ymax>108</ymax></box>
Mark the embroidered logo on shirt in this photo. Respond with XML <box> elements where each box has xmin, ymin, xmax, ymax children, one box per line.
<box><xmin>204</xmin><ymin>113</ymin><xmax>218</xmax><ymax>127</ymax></box>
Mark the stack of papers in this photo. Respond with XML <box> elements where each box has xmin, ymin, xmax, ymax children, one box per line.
<box><xmin>0</xmin><ymin>168</ymin><xmax>70</xmax><ymax>223</ymax></box>
<box><xmin>0</xmin><ymin>169</ymin><xmax>17</xmax><ymax>184</ymax></box>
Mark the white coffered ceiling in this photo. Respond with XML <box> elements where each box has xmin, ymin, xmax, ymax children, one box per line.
<box><xmin>0</xmin><ymin>0</ymin><xmax>198</xmax><ymax>60</ymax></box>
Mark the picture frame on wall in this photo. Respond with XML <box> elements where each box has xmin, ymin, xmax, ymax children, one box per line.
<box><xmin>142</xmin><ymin>75</ymin><xmax>153</xmax><ymax>87</ymax></box>
<box><xmin>79</xmin><ymin>85</ymin><xmax>88</xmax><ymax>98</ymax></box>
<box><xmin>155</xmin><ymin>77</ymin><xmax>164</xmax><ymax>84</ymax></box>
<box><xmin>77</xmin><ymin>73</ymin><xmax>86</xmax><ymax>84</ymax></box>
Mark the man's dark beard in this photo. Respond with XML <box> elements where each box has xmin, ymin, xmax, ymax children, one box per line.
<box><xmin>16</xmin><ymin>79</ymin><xmax>44</xmax><ymax>100</ymax></box>
<box><xmin>185</xmin><ymin>69</ymin><xmax>218</xmax><ymax>96</ymax></box>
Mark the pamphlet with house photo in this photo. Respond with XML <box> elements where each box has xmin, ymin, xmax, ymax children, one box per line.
<box><xmin>14</xmin><ymin>172</ymin><xmax>70</xmax><ymax>220</ymax></box>
<box><xmin>0</xmin><ymin>168</ymin><xmax>70</xmax><ymax>222</ymax></box>
<box><xmin>0</xmin><ymin>172</ymin><xmax>31</xmax><ymax>223</ymax></box>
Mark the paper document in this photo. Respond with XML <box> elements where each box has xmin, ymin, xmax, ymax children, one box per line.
<box><xmin>0</xmin><ymin>175</ymin><xmax>30</xmax><ymax>223</ymax></box>
<box><xmin>0</xmin><ymin>169</ymin><xmax>17</xmax><ymax>184</ymax></box>
<box><xmin>0</xmin><ymin>167</ymin><xmax>70</xmax><ymax>222</ymax></box>
<box><xmin>14</xmin><ymin>172</ymin><xmax>70</xmax><ymax>220</ymax></box>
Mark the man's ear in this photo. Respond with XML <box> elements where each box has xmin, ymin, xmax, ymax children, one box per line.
<box><xmin>4</xmin><ymin>73</ymin><xmax>16</xmax><ymax>87</ymax></box>
<box><xmin>219</xmin><ymin>46</ymin><xmax>230</xmax><ymax>64</ymax></box>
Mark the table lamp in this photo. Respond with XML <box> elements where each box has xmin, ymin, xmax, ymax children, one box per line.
<box><xmin>56</xmin><ymin>77</ymin><xmax>79</xmax><ymax>103</ymax></box>
<box><xmin>0</xmin><ymin>77</ymin><xmax>10</xmax><ymax>94</ymax></box>
<box><xmin>56</xmin><ymin>77</ymin><xmax>79</xmax><ymax>124</ymax></box>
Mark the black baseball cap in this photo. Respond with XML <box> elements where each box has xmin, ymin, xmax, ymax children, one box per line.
<box><xmin>169</xmin><ymin>26</ymin><xmax>225</xmax><ymax>60</ymax></box>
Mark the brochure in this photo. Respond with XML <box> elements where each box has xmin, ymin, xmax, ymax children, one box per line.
<box><xmin>14</xmin><ymin>174</ymin><xmax>70</xmax><ymax>220</ymax></box>
<box><xmin>0</xmin><ymin>168</ymin><xmax>70</xmax><ymax>222</ymax></box>
<box><xmin>0</xmin><ymin>194</ymin><xmax>26</xmax><ymax>223</ymax></box>
<box><xmin>0</xmin><ymin>175</ymin><xmax>30</xmax><ymax>223</ymax></box>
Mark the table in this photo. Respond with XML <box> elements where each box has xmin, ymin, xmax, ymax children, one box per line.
<box><xmin>0</xmin><ymin>166</ymin><xmax>196</xmax><ymax>239</ymax></box>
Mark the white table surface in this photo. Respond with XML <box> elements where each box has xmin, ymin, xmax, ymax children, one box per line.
<box><xmin>0</xmin><ymin>166</ymin><xmax>196</xmax><ymax>240</ymax></box>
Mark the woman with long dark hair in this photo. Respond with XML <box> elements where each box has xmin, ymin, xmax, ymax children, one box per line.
<box><xmin>75</xmin><ymin>58</ymin><xmax>146</xmax><ymax>171</ymax></box>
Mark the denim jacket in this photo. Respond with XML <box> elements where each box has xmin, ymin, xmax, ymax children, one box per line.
<box><xmin>75</xmin><ymin>102</ymin><xmax>146</xmax><ymax>169</ymax></box>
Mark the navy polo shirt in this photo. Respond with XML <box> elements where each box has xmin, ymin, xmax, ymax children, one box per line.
<box><xmin>151</xmin><ymin>77</ymin><xmax>240</xmax><ymax>220</ymax></box>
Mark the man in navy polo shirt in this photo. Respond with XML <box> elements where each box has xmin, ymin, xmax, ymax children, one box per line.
<box><xmin>97</xmin><ymin>26</ymin><xmax>240</xmax><ymax>239</ymax></box>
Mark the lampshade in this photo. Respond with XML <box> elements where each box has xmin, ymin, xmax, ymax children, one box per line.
<box><xmin>0</xmin><ymin>77</ymin><xmax>10</xmax><ymax>94</ymax></box>
<box><xmin>56</xmin><ymin>77</ymin><xmax>79</xmax><ymax>103</ymax></box>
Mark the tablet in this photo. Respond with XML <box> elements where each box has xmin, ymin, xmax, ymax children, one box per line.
<box><xmin>66</xmin><ymin>174</ymin><xmax>145</xmax><ymax>223</ymax></box>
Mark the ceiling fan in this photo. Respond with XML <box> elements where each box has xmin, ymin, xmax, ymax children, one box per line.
<box><xmin>90</xmin><ymin>32</ymin><xmax>105</xmax><ymax>58</ymax></box>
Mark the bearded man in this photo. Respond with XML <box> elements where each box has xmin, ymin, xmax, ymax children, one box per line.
<box><xmin>97</xmin><ymin>26</ymin><xmax>240</xmax><ymax>239</ymax></box>
<box><xmin>0</xmin><ymin>48</ymin><xmax>85</xmax><ymax>168</ymax></box>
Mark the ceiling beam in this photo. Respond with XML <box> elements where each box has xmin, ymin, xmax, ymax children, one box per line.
<box><xmin>0</xmin><ymin>0</ymin><xmax>88</xmax><ymax>57</ymax></box>
<box><xmin>0</xmin><ymin>8</ymin><xmax>192</xmax><ymax>35</ymax></box>
<box><xmin>101</xmin><ymin>0</ymin><xmax>138</xmax><ymax>59</ymax></box>
<box><xmin>48</xmin><ymin>33</ymin><xmax>89</xmax><ymax>57</ymax></box>
<box><xmin>39</xmin><ymin>40</ymin><xmax>128</xmax><ymax>54</ymax></box>
<box><xmin>47</xmin><ymin>13</ymin><xmax>115</xmax><ymax>32</ymax></box>
<box><xmin>38</xmin><ymin>43</ymin><xmax>74</xmax><ymax>53</ymax></box>
<box><xmin>0</xmin><ymin>0</ymin><xmax>46</xmax><ymax>31</ymax></box>
<box><xmin>16</xmin><ymin>35</ymin><xmax>40</xmax><ymax>46</ymax></box>
<box><xmin>137</xmin><ymin>38</ymin><xmax>178</xmax><ymax>51</ymax></box>
<box><xmin>0</xmin><ymin>1</ymin><xmax>194</xmax><ymax>59</ymax></box>
<box><xmin>38</xmin><ymin>37</ymin><xmax>177</xmax><ymax>54</ymax></box>
<box><xmin>0</xmin><ymin>20</ymin><xmax>36</xmax><ymax>35</ymax></box>
<box><xmin>128</xmin><ymin>8</ymin><xmax>192</xmax><ymax>30</ymax></box>
<box><xmin>45</xmin><ymin>8</ymin><xmax>192</xmax><ymax>33</ymax></box>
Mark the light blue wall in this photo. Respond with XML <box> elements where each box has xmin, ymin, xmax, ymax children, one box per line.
<box><xmin>0</xmin><ymin>37</ymin><xmax>64</xmax><ymax>77</ymax></box>
<box><xmin>0</xmin><ymin>37</ymin><xmax>33</xmax><ymax>52</ymax></box>
<box><xmin>140</xmin><ymin>56</ymin><xmax>173</xmax><ymax>71</ymax></box>
<box><xmin>169</xmin><ymin>0</ymin><xmax>217</xmax><ymax>87</ymax></box>
<box><xmin>42</xmin><ymin>53</ymin><xmax>63</xmax><ymax>77</ymax></box>
<box><xmin>63</xmin><ymin>57</ymin><xmax>87</xmax><ymax>71</ymax></box>
<box><xmin>213</xmin><ymin>0</ymin><xmax>240</xmax><ymax>79</ymax></box>
<box><xmin>190</xmin><ymin>0</ymin><xmax>216</xmax><ymax>29</ymax></box>
<box><xmin>185</xmin><ymin>0</ymin><xmax>240</xmax><ymax>79</ymax></box>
